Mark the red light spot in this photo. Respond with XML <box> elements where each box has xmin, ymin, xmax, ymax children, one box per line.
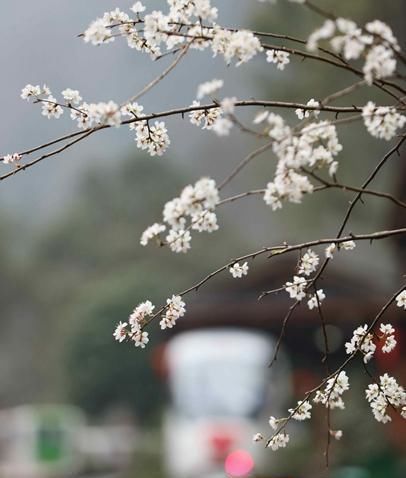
<box><xmin>210</xmin><ymin>434</ymin><xmax>234</xmax><ymax>461</ymax></box>
<box><xmin>224</xmin><ymin>449</ymin><xmax>254</xmax><ymax>477</ymax></box>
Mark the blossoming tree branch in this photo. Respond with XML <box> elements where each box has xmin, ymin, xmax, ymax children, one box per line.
<box><xmin>1</xmin><ymin>0</ymin><xmax>405</xmax><ymax>462</ymax></box>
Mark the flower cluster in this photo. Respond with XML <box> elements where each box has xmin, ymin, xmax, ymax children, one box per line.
<box><xmin>140</xmin><ymin>223</ymin><xmax>166</xmax><ymax>246</ymax></box>
<box><xmin>131</xmin><ymin>120</ymin><xmax>171</xmax><ymax>156</ymax></box>
<box><xmin>258</xmin><ymin>113</ymin><xmax>342</xmax><ymax>211</ymax></box>
<box><xmin>82</xmin><ymin>2</ymin><xmax>262</xmax><ymax>66</ymax></box>
<box><xmin>266</xmin><ymin>432</ymin><xmax>290</xmax><ymax>451</ymax></box>
<box><xmin>314</xmin><ymin>371</ymin><xmax>350</xmax><ymax>410</ymax></box>
<box><xmin>288</xmin><ymin>399</ymin><xmax>312</xmax><ymax>421</ymax></box>
<box><xmin>362</xmin><ymin>102</ymin><xmax>406</xmax><ymax>141</ymax></box>
<box><xmin>83</xmin><ymin>18</ymin><xmax>115</xmax><ymax>45</ymax></box>
<box><xmin>21</xmin><ymin>84</ymin><xmax>124</xmax><ymax>127</ymax></box>
<box><xmin>295</xmin><ymin>98</ymin><xmax>320</xmax><ymax>120</ymax></box>
<box><xmin>190</xmin><ymin>82</ymin><xmax>236</xmax><ymax>137</ymax></box>
<box><xmin>229</xmin><ymin>262</ymin><xmax>249</xmax><ymax>278</ymax></box>
<box><xmin>396</xmin><ymin>290</ymin><xmax>406</xmax><ymax>309</ymax></box>
<box><xmin>197</xmin><ymin>79</ymin><xmax>224</xmax><ymax>100</ymax></box>
<box><xmin>62</xmin><ymin>88</ymin><xmax>82</xmax><ymax>105</ymax></box>
<box><xmin>346</xmin><ymin>322</ymin><xmax>397</xmax><ymax>361</ymax></box>
<box><xmin>379</xmin><ymin>323</ymin><xmax>397</xmax><ymax>354</ymax></box>
<box><xmin>189</xmin><ymin>102</ymin><xmax>222</xmax><ymax>130</ymax></box>
<box><xmin>341</xmin><ymin>240</ymin><xmax>356</xmax><ymax>250</ymax></box>
<box><xmin>264</xmin><ymin>170</ymin><xmax>314</xmax><ymax>210</ymax></box>
<box><xmin>114</xmin><ymin>295</ymin><xmax>187</xmax><ymax>347</ymax></box>
<box><xmin>298</xmin><ymin>249</ymin><xmax>319</xmax><ymax>276</ymax></box>
<box><xmin>307</xmin><ymin>18</ymin><xmax>400</xmax><ymax>84</ymax></box>
<box><xmin>325</xmin><ymin>240</ymin><xmax>356</xmax><ymax>259</ymax></box>
<box><xmin>41</xmin><ymin>98</ymin><xmax>63</xmax><ymax>119</ymax></box>
<box><xmin>345</xmin><ymin>324</ymin><xmax>376</xmax><ymax>363</ymax></box>
<box><xmin>266</xmin><ymin>49</ymin><xmax>290</xmax><ymax>70</ymax></box>
<box><xmin>252</xmin><ymin>432</ymin><xmax>264</xmax><ymax>442</ymax></box>
<box><xmin>283</xmin><ymin>249</ymin><xmax>325</xmax><ymax>309</ymax></box>
<box><xmin>21</xmin><ymin>84</ymin><xmax>62</xmax><ymax>120</ymax></box>
<box><xmin>285</xmin><ymin>275</ymin><xmax>307</xmax><ymax>301</ymax></box>
<box><xmin>113</xmin><ymin>300</ymin><xmax>155</xmax><ymax>348</ymax></box>
<box><xmin>21</xmin><ymin>84</ymin><xmax>49</xmax><ymax>100</ymax></box>
<box><xmin>211</xmin><ymin>117</ymin><xmax>234</xmax><ymax>137</ymax></box>
<box><xmin>254</xmin><ymin>370</ymin><xmax>353</xmax><ymax>453</ymax></box>
<box><xmin>366</xmin><ymin>374</ymin><xmax>406</xmax><ymax>423</ymax></box>
<box><xmin>159</xmin><ymin>295</ymin><xmax>186</xmax><ymax>329</ymax></box>
<box><xmin>141</xmin><ymin>177</ymin><xmax>219</xmax><ymax>253</ymax></box>
<box><xmin>307</xmin><ymin>289</ymin><xmax>326</xmax><ymax>310</ymax></box>
<box><xmin>20</xmin><ymin>82</ymin><xmax>174</xmax><ymax>157</ymax></box>
<box><xmin>211</xmin><ymin>28</ymin><xmax>263</xmax><ymax>66</ymax></box>
<box><xmin>3</xmin><ymin>153</ymin><xmax>22</xmax><ymax>165</ymax></box>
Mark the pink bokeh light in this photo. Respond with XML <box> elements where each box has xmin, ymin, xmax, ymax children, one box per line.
<box><xmin>224</xmin><ymin>449</ymin><xmax>254</xmax><ymax>477</ymax></box>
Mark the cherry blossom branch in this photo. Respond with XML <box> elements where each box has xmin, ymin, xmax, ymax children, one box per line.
<box><xmin>301</xmin><ymin>135</ymin><xmax>406</xmax><ymax>296</ymax></box>
<box><xmin>362</xmin><ymin>362</ymin><xmax>400</xmax><ymax>415</ymax></box>
<box><xmin>266</xmin><ymin>137</ymin><xmax>405</xmax><ymax>367</ymax></box>
<box><xmin>2</xmin><ymin>99</ymin><xmax>369</xmax><ymax>162</ymax></box>
<box><xmin>0</xmin><ymin>130</ymin><xmax>94</xmax><ymax>181</ymax></box>
<box><xmin>33</xmin><ymin>97</ymin><xmax>86</xmax><ymax>116</ymax></box>
<box><xmin>264</xmin><ymin>284</ymin><xmax>405</xmax><ymax>449</ymax></box>
<box><xmin>264</xmin><ymin>137</ymin><xmax>405</xmax><ymax>370</ymax></box>
<box><xmin>303</xmin><ymin>0</ymin><xmax>406</xmax><ymax>66</ymax></box>
<box><xmin>143</xmin><ymin>228</ymin><xmax>406</xmax><ymax>328</ymax></box>
<box><xmin>1</xmin><ymin>100</ymin><xmax>375</xmax><ymax>178</ymax></box>
<box><xmin>115</xmin><ymin>18</ymin><xmax>406</xmax><ymax>99</ymax></box>
<box><xmin>256</xmin><ymin>282</ymin><xmax>309</xmax><ymax>300</ymax></box>
<box><xmin>257</xmin><ymin>30</ymin><xmax>406</xmax><ymax>96</ymax></box>
<box><xmin>261</xmin><ymin>43</ymin><xmax>406</xmax><ymax>101</ymax></box>
<box><xmin>157</xmin><ymin>27</ymin><xmax>406</xmax><ymax>100</ymax></box>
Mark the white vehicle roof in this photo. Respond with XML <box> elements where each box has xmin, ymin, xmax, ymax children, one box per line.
<box><xmin>166</xmin><ymin>328</ymin><xmax>275</xmax><ymax>367</ymax></box>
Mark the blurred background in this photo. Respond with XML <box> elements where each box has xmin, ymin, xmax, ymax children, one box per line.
<box><xmin>0</xmin><ymin>1</ymin><xmax>405</xmax><ymax>477</ymax></box>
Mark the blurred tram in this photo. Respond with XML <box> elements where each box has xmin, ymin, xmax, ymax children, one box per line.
<box><xmin>0</xmin><ymin>405</ymin><xmax>84</xmax><ymax>477</ymax></box>
<box><xmin>163</xmin><ymin>328</ymin><xmax>291</xmax><ymax>478</ymax></box>
<box><xmin>0</xmin><ymin>404</ymin><xmax>136</xmax><ymax>477</ymax></box>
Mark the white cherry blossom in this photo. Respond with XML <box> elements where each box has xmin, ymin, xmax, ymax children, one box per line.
<box><xmin>298</xmin><ymin>249</ymin><xmax>319</xmax><ymax>276</ymax></box>
<box><xmin>3</xmin><ymin>153</ymin><xmax>22</xmax><ymax>165</ymax></box>
<box><xmin>314</xmin><ymin>371</ymin><xmax>350</xmax><ymax>409</ymax></box>
<box><xmin>61</xmin><ymin>88</ymin><xmax>82</xmax><ymax>105</ymax></box>
<box><xmin>289</xmin><ymin>400</ymin><xmax>312</xmax><ymax>421</ymax></box>
<box><xmin>229</xmin><ymin>262</ymin><xmax>249</xmax><ymax>278</ymax></box>
<box><xmin>266</xmin><ymin>49</ymin><xmax>290</xmax><ymax>70</ymax></box>
<box><xmin>267</xmin><ymin>432</ymin><xmax>289</xmax><ymax>451</ymax></box>
<box><xmin>362</xmin><ymin>102</ymin><xmax>406</xmax><ymax>141</ymax></box>
<box><xmin>395</xmin><ymin>290</ymin><xmax>406</xmax><ymax>309</ymax></box>
<box><xmin>285</xmin><ymin>276</ymin><xmax>307</xmax><ymax>301</ymax></box>
<box><xmin>113</xmin><ymin>322</ymin><xmax>128</xmax><ymax>342</ymax></box>
<box><xmin>307</xmin><ymin>289</ymin><xmax>326</xmax><ymax>310</ymax></box>
<box><xmin>197</xmin><ymin>79</ymin><xmax>224</xmax><ymax>100</ymax></box>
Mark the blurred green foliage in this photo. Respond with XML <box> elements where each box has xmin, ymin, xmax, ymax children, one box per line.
<box><xmin>0</xmin><ymin>153</ymin><xmax>245</xmax><ymax>424</ymax></box>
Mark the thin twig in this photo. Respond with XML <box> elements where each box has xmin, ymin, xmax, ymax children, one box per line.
<box><xmin>122</xmin><ymin>42</ymin><xmax>190</xmax><ymax>106</ymax></box>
